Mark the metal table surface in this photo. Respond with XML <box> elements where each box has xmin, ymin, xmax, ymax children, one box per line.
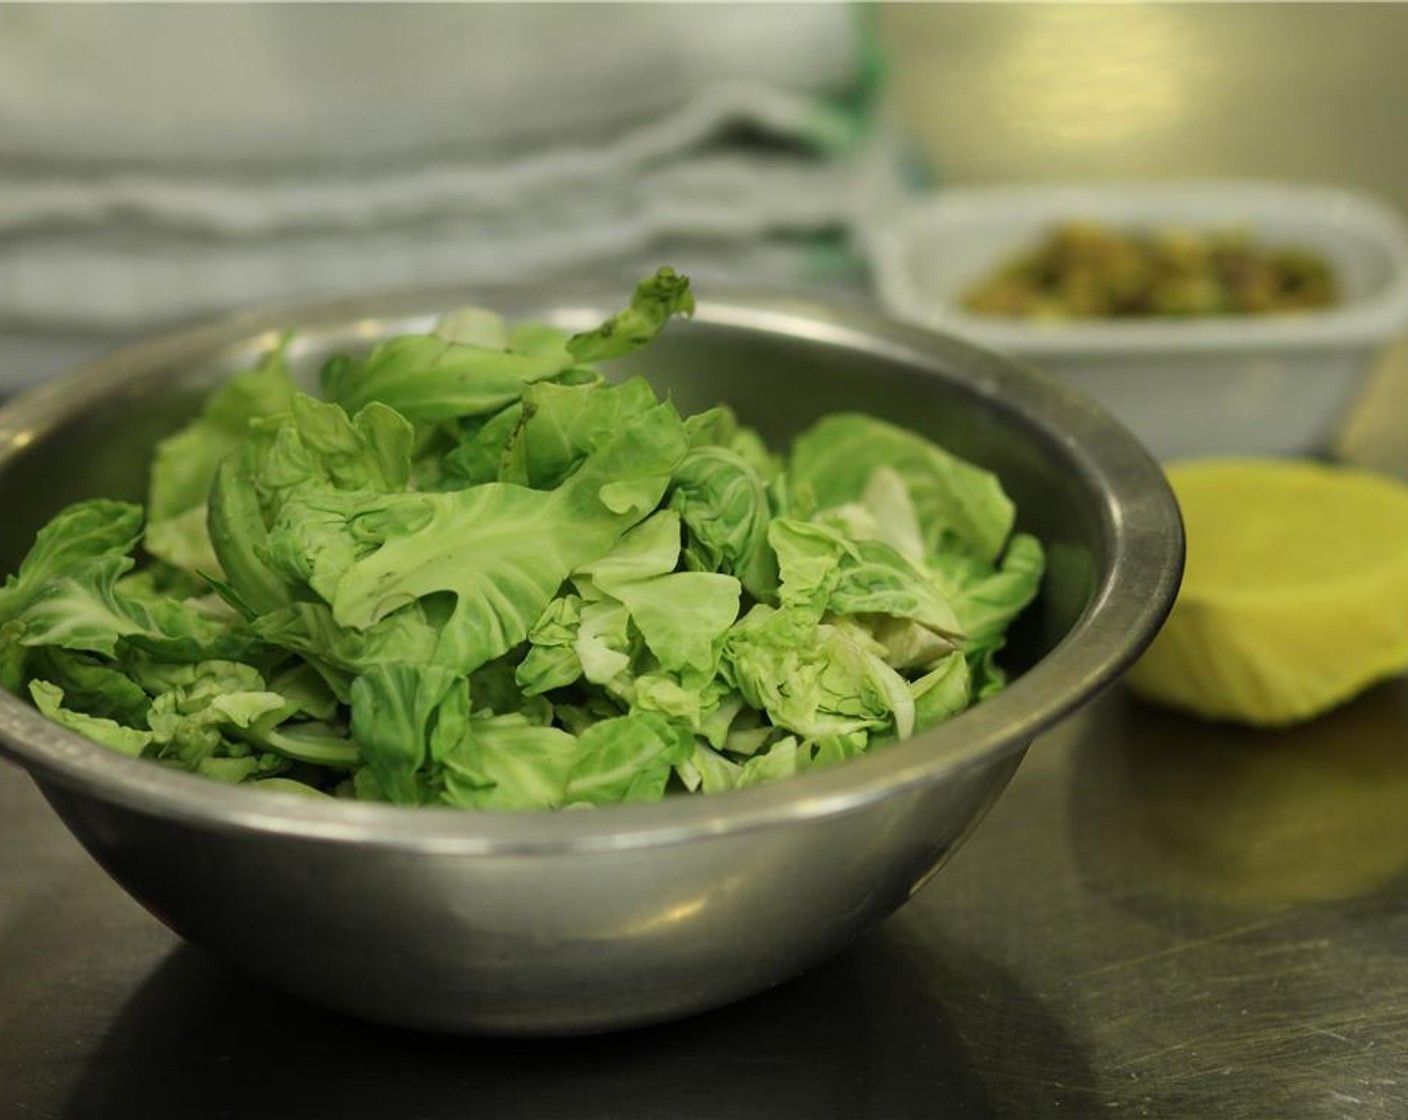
<box><xmin>4</xmin><ymin>677</ymin><xmax>1408</xmax><ymax>1120</ymax></box>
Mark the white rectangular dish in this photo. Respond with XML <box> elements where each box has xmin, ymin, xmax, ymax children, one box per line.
<box><xmin>867</xmin><ymin>181</ymin><xmax>1408</xmax><ymax>460</ymax></box>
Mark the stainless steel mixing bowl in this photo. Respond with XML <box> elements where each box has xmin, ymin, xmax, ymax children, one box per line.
<box><xmin>0</xmin><ymin>289</ymin><xmax>1183</xmax><ymax>1035</ymax></box>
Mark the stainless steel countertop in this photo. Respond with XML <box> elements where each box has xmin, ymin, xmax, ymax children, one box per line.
<box><xmin>5</xmin><ymin>677</ymin><xmax>1408</xmax><ymax>1119</ymax></box>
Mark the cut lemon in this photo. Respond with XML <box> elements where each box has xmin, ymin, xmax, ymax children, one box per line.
<box><xmin>1126</xmin><ymin>458</ymin><xmax>1408</xmax><ymax>726</ymax></box>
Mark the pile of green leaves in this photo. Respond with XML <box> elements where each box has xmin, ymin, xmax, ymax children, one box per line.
<box><xmin>0</xmin><ymin>269</ymin><xmax>1043</xmax><ymax>810</ymax></box>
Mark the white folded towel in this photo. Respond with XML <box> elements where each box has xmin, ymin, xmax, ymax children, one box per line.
<box><xmin>0</xmin><ymin>4</ymin><xmax>866</xmax><ymax>355</ymax></box>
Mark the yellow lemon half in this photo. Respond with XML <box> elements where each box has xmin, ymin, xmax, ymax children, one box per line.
<box><xmin>1126</xmin><ymin>458</ymin><xmax>1408</xmax><ymax>726</ymax></box>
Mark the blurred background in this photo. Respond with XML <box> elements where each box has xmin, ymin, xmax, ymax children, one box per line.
<box><xmin>2</xmin><ymin>2</ymin><xmax>1406</xmax><ymax>470</ymax></box>
<box><xmin>880</xmin><ymin>4</ymin><xmax>1408</xmax><ymax>212</ymax></box>
<box><xmin>876</xmin><ymin>4</ymin><xmax>1408</xmax><ymax>478</ymax></box>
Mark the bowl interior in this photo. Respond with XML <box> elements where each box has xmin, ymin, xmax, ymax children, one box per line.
<box><xmin>0</xmin><ymin>292</ymin><xmax>1181</xmax><ymax>848</ymax></box>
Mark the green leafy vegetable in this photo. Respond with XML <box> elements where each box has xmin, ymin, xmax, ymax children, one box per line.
<box><xmin>146</xmin><ymin>338</ymin><xmax>299</xmax><ymax>574</ymax></box>
<box><xmin>1</xmin><ymin>268</ymin><xmax>1043</xmax><ymax>810</ymax></box>
<box><xmin>29</xmin><ymin>679</ymin><xmax>152</xmax><ymax>757</ymax></box>
<box><xmin>564</xmin><ymin>267</ymin><xmax>695</xmax><ymax>364</ymax></box>
<box><xmin>790</xmin><ymin>413</ymin><xmax>1017</xmax><ymax>564</ymax></box>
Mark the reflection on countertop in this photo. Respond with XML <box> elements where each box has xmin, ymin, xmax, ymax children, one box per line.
<box><xmin>1070</xmin><ymin>681</ymin><xmax>1408</xmax><ymax>912</ymax></box>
